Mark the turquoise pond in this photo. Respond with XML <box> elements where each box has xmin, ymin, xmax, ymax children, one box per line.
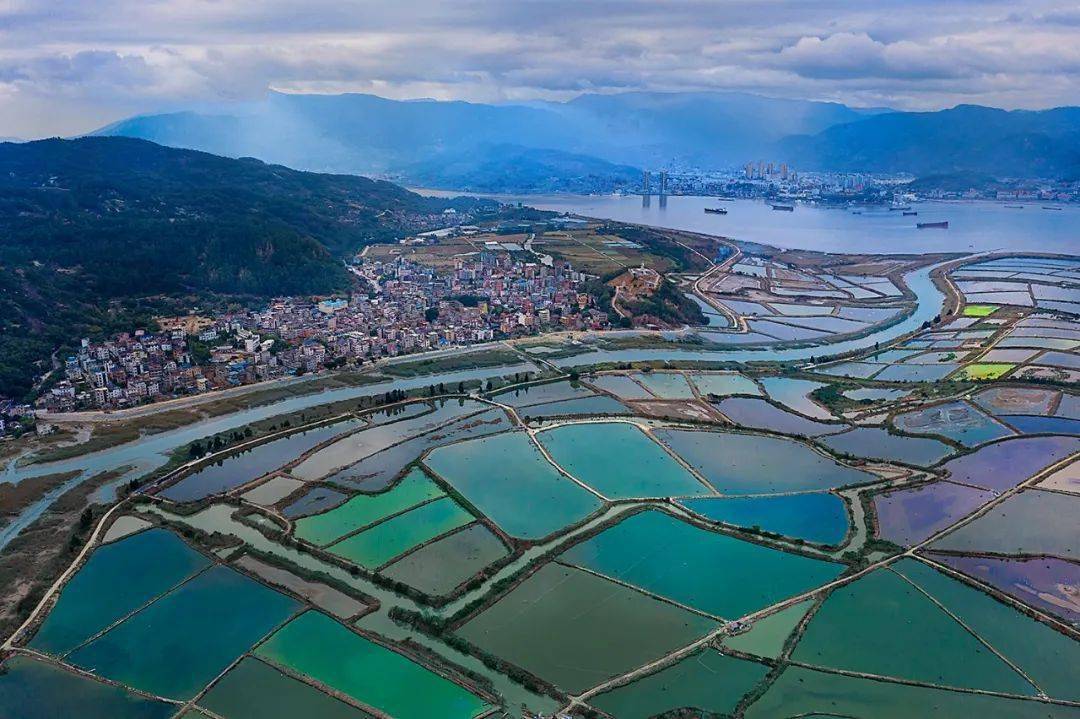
<box><xmin>424</xmin><ymin>431</ymin><xmax>603</xmax><ymax>539</ymax></box>
<box><xmin>537</xmin><ymin>422</ymin><xmax>712</xmax><ymax>498</ymax></box>
<box><xmin>560</xmin><ymin>510</ymin><xmax>844</xmax><ymax>619</ymax></box>
<box><xmin>68</xmin><ymin>564</ymin><xmax>301</xmax><ymax>700</ymax></box>
<box><xmin>680</xmin><ymin>493</ymin><xmax>849</xmax><ymax>545</ymax></box>
<box><xmin>30</xmin><ymin>528</ymin><xmax>211</xmax><ymax>655</ymax></box>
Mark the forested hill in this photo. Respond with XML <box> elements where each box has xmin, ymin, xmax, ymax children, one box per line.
<box><xmin>0</xmin><ymin>136</ymin><xmax>490</xmax><ymax>399</ymax></box>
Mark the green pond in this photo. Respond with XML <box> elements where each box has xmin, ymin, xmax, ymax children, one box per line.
<box><xmin>68</xmin><ymin>564</ymin><xmax>301</xmax><ymax>700</ymax></box>
<box><xmin>30</xmin><ymin>528</ymin><xmax>210</xmax><ymax>655</ymax></box>
<box><xmin>791</xmin><ymin>568</ymin><xmax>1034</xmax><ymax>695</ymax></box>
<box><xmin>256</xmin><ymin>611</ymin><xmax>489</xmax><ymax>719</ymax></box>
<box><xmin>590</xmin><ymin>648</ymin><xmax>768</xmax><ymax>719</ymax></box>
<box><xmin>723</xmin><ymin>598</ymin><xmax>816</xmax><ymax>658</ymax></box>
<box><xmin>199</xmin><ymin>656</ymin><xmax>374</xmax><ymax>719</ymax></box>
<box><xmin>560</xmin><ymin>510</ymin><xmax>844</xmax><ymax>619</ymax></box>
<box><xmin>746</xmin><ymin>665</ymin><xmax>1080</xmax><ymax>719</ymax></box>
<box><xmin>681</xmin><ymin>493</ymin><xmax>849</xmax><ymax>546</ymax></box>
<box><xmin>327</xmin><ymin>496</ymin><xmax>474</xmax><ymax>568</ymax></box>
<box><xmin>423</xmin><ymin>431</ymin><xmax>603</xmax><ymax>539</ymax></box>
<box><xmin>380</xmin><ymin>523</ymin><xmax>510</xmax><ymax>597</ymax></box>
<box><xmin>894</xmin><ymin>558</ymin><xmax>1080</xmax><ymax>701</ymax></box>
<box><xmin>294</xmin><ymin>468</ymin><xmax>443</xmax><ymax>545</ymax></box>
<box><xmin>654</xmin><ymin>429</ymin><xmax>874</xmax><ymax>494</ymax></box>
<box><xmin>537</xmin><ymin>422</ymin><xmax>712</xmax><ymax>498</ymax></box>
<box><xmin>457</xmin><ymin>562</ymin><xmax>715</xmax><ymax>694</ymax></box>
<box><xmin>0</xmin><ymin>655</ymin><xmax>176</xmax><ymax>719</ymax></box>
<box><xmin>932</xmin><ymin>489</ymin><xmax>1079</xmax><ymax>559</ymax></box>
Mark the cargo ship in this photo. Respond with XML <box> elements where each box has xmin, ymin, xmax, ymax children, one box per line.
<box><xmin>916</xmin><ymin>221</ymin><xmax>949</xmax><ymax>229</ymax></box>
<box><xmin>1004</xmin><ymin>204</ymin><xmax>1024</xmax><ymax>209</ymax></box>
<box><xmin>1042</xmin><ymin>206</ymin><xmax>1062</xmax><ymax>211</ymax></box>
<box><xmin>771</xmin><ymin>204</ymin><xmax>795</xmax><ymax>212</ymax></box>
<box><xmin>704</xmin><ymin>207</ymin><xmax>728</xmax><ymax>214</ymax></box>
<box><xmin>889</xmin><ymin>205</ymin><xmax>912</xmax><ymax>211</ymax></box>
<box><xmin>903</xmin><ymin>211</ymin><xmax>918</xmax><ymax>216</ymax></box>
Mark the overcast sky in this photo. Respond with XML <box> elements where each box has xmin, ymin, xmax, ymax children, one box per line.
<box><xmin>3</xmin><ymin>0</ymin><xmax>1080</xmax><ymax>138</ymax></box>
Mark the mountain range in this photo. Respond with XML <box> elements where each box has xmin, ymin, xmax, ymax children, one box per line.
<box><xmin>95</xmin><ymin>91</ymin><xmax>1080</xmax><ymax>185</ymax></box>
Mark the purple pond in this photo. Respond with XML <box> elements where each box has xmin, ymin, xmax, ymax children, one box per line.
<box><xmin>874</xmin><ymin>481</ymin><xmax>995</xmax><ymax>546</ymax></box>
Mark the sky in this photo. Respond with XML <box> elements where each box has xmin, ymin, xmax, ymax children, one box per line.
<box><xmin>3</xmin><ymin>0</ymin><xmax>1080</xmax><ymax>138</ymax></box>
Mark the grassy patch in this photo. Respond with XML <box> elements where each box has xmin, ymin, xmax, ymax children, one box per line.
<box><xmin>953</xmin><ymin>363</ymin><xmax>1015</xmax><ymax>380</ymax></box>
<box><xmin>962</xmin><ymin>304</ymin><xmax>1000</xmax><ymax>317</ymax></box>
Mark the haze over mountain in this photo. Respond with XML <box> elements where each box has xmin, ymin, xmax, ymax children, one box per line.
<box><xmin>96</xmin><ymin>91</ymin><xmax>1080</xmax><ymax>187</ymax></box>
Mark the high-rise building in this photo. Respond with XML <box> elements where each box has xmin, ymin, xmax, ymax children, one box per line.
<box><xmin>642</xmin><ymin>170</ymin><xmax>651</xmax><ymax>195</ymax></box>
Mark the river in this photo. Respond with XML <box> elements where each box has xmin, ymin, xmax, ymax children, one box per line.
<box><xmin>418</xmin><ymin>190</ymin><xmax>1079</xmax><ymax>255</ymax></box>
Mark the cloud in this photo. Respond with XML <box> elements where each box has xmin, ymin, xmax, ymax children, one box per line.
<box><xmin>2</xmin><ymin>0</ymin><xmax>1080</xmax><ymax>137</ymax></box>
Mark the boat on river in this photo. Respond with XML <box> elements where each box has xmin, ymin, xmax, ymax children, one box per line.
<box><xmin>771</xmin><ymin>204</ymin><xmax>795</xmax><ymax>212</ymax></box>
<box><xmin>704</xmin><ymin>207</ymin><xmax>728</xmax><ymax>215</ymax></box>
<box><xmin>917</xmin><ymin>220</ymin><xmax>949</xmax><ymax>229</ymax></box>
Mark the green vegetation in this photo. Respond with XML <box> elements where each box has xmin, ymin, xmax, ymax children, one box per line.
<box><xmin>953</xmin><ymin>362</ymin><xmax>1015</xmax><ymax>380</ymax></box>
<box><xmin>621</xmin><ymin>279</ymin><xmax>708</xmax><ymax>326</ymax></box>
<box><xmin>0</xmin><ymin>136</ymin><xmax>490</xmax><ymax>399</ymax></box>
<box><xmin>963</xmin><ymin>304</ymin><xmax>1000</xmax><ymax>317</ymax></box>
<box><xmin>382</xmin><ymin>349</ymin><xmax>525</xmax><ymax>378</ymax></box>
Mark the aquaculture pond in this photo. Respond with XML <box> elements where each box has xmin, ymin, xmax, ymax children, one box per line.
<box><xmin>655</xmin><ymin>429</ymin><xmax>875</xmax><ymax>494</ymax></box>
<box><xmin>687</xmin><ymin>371</ymin><xmax>761</xmax><ymax>398</ymax></box>
<box><xmin>199</xmin><ymin>657</ymin><xmax>374</xmax><ymax>719</ymax></box>
<box><xmin>241</xmin><ymin>475</ymin><xmax>305</xmax><ymax>506</ymax></box>
<box><xmin>680</xmin><ymin>492</ymin><xmax>849</xmax><ymax>545</ymax></box>
<box><xmin>68</xmin><ymin>565</ymin><xmax>301</xmax><ymax>700</ymax></box>
<box><xmin>894</xmin><ymin>558</ymin><xmax>1080</xmax><ymax>701</ymax></box>
<box><xmin>723</xmin><ymin>598</ymin><xmax>815</xmax><ymax>658</ymax></box>
<box><xmin>560</xmin><ymin>510</ymin><xmax>844</xmax><ymax>619</ymax></box>
<box><xmin>423</xmin><ymin>431</ymin><xmax>603</xmax><ymax>539</ymax></box>
<box><xmin>586</xmin><ymin>373</ymin><xmax>654</xmax><ymax>400</ymax></box>
<box><xmin>589</xmin><ymin>649</ymin><xmax>768</xmax><ymax>719</ymax></box>
<box><xmin>325</xmin><ymin>408</ymin><xmax>511</xmax><ymax>491</ymax></box>
<box><xmin>257</xmin><ymin>612</ymin><xmax>489</xmax><ymax>719</ymax></box>
<box><xmin>326</xmin><ymin>496</ymin><xmax>475</xmax><ymax>568</ymax></box>
<box><xmin>632</xmin><ymin>371</ymin><xmax>696</xmax><ymax>399</ymax></box>
<box><xmin>290</xmin><ymin>401</ymin><xmax>471</xmax><ymax>481</ymax></box>
<box><xmin>760</xmin><ymin>377</ymin><xmax>832</xmax><ymax>419</ymax></box>
<box><xmin>281</xmin><ymin>485</ymin><xmax>349</xmax><ymax>518</ymax></box>
<box><xmin>456</xmin><ymin>562</ymin><xmax>716</xmax><ymax>694</ymax></box>
<box><xmin>745</xmin><ymin>665</ymin><xmax>1080</xmax><ymax>719</ymax></box>
<box><xmin>933</xmin><ymin>489</ymin><xmax>1078</xmax><ymax>559</ymax></box>
<box><xmin>30</xmin><ymin>528</ymin><xmax>210</xmax><ymax>655</ymax></box>
<box><xmin>874</xmin><ymin>480</ymin><xmax>995</xmax><ymax>546</ymax></box>
<box><xmin>234</xmin><ymin>555</ymin><xmax>367</xmax><ymax>619</ymax></box>
<box><xmin>0</xmin><ymin>655</ymin><xmax>176</xmax><ymax>719</ymax></box>
<box><xmin>492</xmin><ymin>380</ymin><xmax>595</xmax><ymax>407</ymax></box>
<box><xmin>819</xmin><ymin>426</ymin><xmax>954</xmax><ymax>466</ymax></box>
<box><xmin>537</xmin><ymin>422</ymin><xmax>711</xmax><ymax>498</ymax></box>
<box><xmin>791</xmin><ymin>568</ymin><xmax>1035</xmax><ymax>694</ymax></box>
<box><xmin>160</xmin><ymin>418</ymin><xmax>363</xmax><ymax>501</ymax></box>
<box><xmin>380</xmin><ymin>523</ymin><xmax>510</xmax><ymax>597</ymax></box>
<box><xmin>713</xmin><ymin>397</ymin><xmax>843</xmax><ymax>436</ymax></box>
<box><xmin>516</xmin><ymin>395</ymin><xmax>629</xmax><ymax>419</ymax></box>
<box><xmin>893</xmin><ymin>401</ymin><xmax>1015</xmax><ymax>446</ymax></box>
<box><xmin>294</xmin><ymin>468</ymin><xmax>444</xmax><ymax>545</ymax></box>
<box><xmin>940</xmin><ymin>435</ymin><xmax>1080</xmax><ymax>491</ymax></box>
<box><xmin>928</xmin><ymin>553</ymin><xmax>1080</xmax><ymax>624</ymax></box>
<box><xmin>1000</xmin><ymin>414</ymin><xmax>1080</xmax><ymax>435</ymax></box>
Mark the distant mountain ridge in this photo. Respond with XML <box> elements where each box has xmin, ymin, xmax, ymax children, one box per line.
<box><xmin>94</xmin><ymin>91</ymin><xmax>1080</xmax><ymax>183</ymax></box>
<box><xmin>94</xmin><ymin>90</ymin><xmax>884</xmax><ymax>180</ymax></box>
<box><xmin>780</xmin><ymin>105</ymin><xmax>1080</xmax><ymax>179</ymax></box>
